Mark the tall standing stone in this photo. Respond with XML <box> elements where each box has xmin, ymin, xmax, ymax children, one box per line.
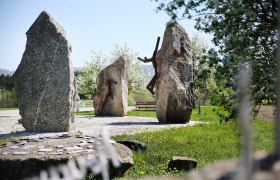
<box><xmin>155</xmin><ymin>23</ymin><xmax>193</xmax><ymax>123</ymax></box>
<box><xmin>14</xmin><ymin>11</ymin><xmax>75</xmax><ymax>132</ymax></box>
<box><xmin>94</xmin><ymin>56</ymin><xmax>130</xmax><ymax>116</ymax></box>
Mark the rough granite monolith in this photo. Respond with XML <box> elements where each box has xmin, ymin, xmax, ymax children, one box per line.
<box><xmin>94</xmin><ymin>56</ymin><xmax>130</xmax><ymax>116</ymax></box>
<box><xmin>14</xmin><ymin>11</ymin><xmax>75</xmax><ymax>132</ymax></box>
<box><xmin>155</xmin><ymin>23</ymin><xmax>193</xmax><ymax>123</ymax></box>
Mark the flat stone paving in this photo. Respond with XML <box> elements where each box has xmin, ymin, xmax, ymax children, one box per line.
<box><xmin>0</xmin><ymin>134</ymin><xmax>133</xmax><ymax>180</ymax></box>
<box><xmin>0</xmin><ymin>135</ymin><xmax>100</xmax><ymax>159</ymax></box>
<box><xmin>0</xmin><ymin>110</ymin><xmax>203</xmax><ymax>138</ymax></box>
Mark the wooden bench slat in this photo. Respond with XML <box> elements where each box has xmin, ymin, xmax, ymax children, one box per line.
<box><xmin>135</xmin><ymin>102</ymin><xmax>156</xmax><ymax>111</ymax></box>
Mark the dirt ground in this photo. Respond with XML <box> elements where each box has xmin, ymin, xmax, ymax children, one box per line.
<box><xmin>256</xmin><ymin>106</ymin><xmax>276</xmax><ymax>122</ymax></box>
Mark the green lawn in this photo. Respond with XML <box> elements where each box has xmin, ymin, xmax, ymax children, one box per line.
<box><xmin>0</xmin><ymin>108</ymin><xmax>18</xmax><ymax>110</ymax></box>
<box><xmin>75</xmin><ymin>106</ymin><xmax>224</xmax><ymax>120</ymax></box>
<box><xmin>75</xmin><ymin>111</ymin><xmax>94</xmax><ymax>116</ymax></box>
<box><xmin>112</xmin><ymin>106</ymin><xmax>275</xmax><ymax>179</ymax></box>
<box><xmin>127</xmin><ymin>110</ymin><xmax>156</xmax><ymax>118</ymax></box>
<box><xmin>0</xmin><ymin>137</ymin><xmax>16</xmax><ymax>146</ymax></box>
<box><xmin>128</xmin><ymin>106</ymin><xmax>225</xmax><ymax>121</ymax></box>
<box><xmin>74</xmin><ymin>110</ymin><xmax>156</xmax><ymax>117</ymax></box>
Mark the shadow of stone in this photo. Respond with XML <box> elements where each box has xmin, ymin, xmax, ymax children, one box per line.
<box><xmin>108</xmin><ymin>122</ymin><xmax>161</xmax><ymax>126</ymax></box>
<box><xmin>75</xmin><ymin>115</ymin><xmax>95</xmax><ymax>119</ymax></box>
<box><xmin>0</xmin><ymin>131</ymin><xmax>67</xmax><ymax>138</ymax></box>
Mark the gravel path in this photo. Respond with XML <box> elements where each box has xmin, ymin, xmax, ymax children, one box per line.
<box><xmin>0</xmin><ymin>110</ymin><xmax>203</xmax><ymax>138</ymax></box>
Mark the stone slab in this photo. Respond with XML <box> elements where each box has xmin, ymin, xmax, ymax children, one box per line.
<box><xmin>13</xmin><ymin>152</ymin><xmax>28</xmax><ymax>155</ymax></box>
<box><xmin>64</xmin><ymin>146</ymin><xmax>83</xmax><ymax>151</ymax></box>
<box><xmin>0</xmin><ymin>133</ymin><xmax>133</xmax><ymax>180</ymax></box>
<box><xmin>38</xmin><ymin>148</ymin><xmax>53</xmax><ymax>152</ymax></box>
<box><xmin>56</xmin><ymin>145</ymin><xmax>64</xmax><ymax>149</ymax></box>
<box><xmin>10</xmin><ymin>146</ymin><xmax>19</xmax><ymax>149</ymax></box>
<box><xmin>48</xmin><ymin>152</ymin><xmax>62</xmax><ymax>155</ymax></box>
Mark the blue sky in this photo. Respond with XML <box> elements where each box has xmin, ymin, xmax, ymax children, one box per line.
<box><xmin>0</xmin><ymin>0</ymin><xmax>213</xmax><ymax>70</ymax></box>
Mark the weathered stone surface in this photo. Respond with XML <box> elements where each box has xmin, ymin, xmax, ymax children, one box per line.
<box><xmin>94</xmin><ymin>56</ymin><xmax>130</xmax><ymax>116</ymax></box>
<box><xmin>168</xmin><ymin>156</ymin><xmax>197</xmax><ymax>171</ymax></box>
<box><xmin>14</xmin><ymin>11</ymin><xmax>75</xmax><ymax>132</ymax></box>
<box><xmin>12</xmin><ymin>152</ymin><xmax>28</xmax><ymax>155</ymax></box>
<box><xmin>108</xmin><ymin>143</ymin><xmax>134</xmax><ymax>178</ymax></box>
<box><xmin>117</xmin><ymin>140</ymin><xmax>147</xmax><ymax>151</ymax></box>
<box><xmin>38</xmin><ymin>148</ymin><xmax>53</xmax><ymax>152</ymax></box>
<box><xmin>155</xmin><ymin>23</ymin><xmax>193</xmax><ymax>123</ymax></box>
<box><xmin>0</xmin><ymin>136</ymin><xmax>133</xmax><ymax>179</ymax></box>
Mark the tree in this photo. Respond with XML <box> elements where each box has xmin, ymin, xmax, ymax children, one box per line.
<box><xmin>154</xmin><ymin>0</ymin><xmax>278</xmax><ymax>118</ymax></box>
<box><xmin>0</xmin><ymin>74</ymin><xmax>15</xmax><ymax>91</ymax></box>
<box><xmin>191</xmin><ymin>33</ymin><xmax>214</xmax><ymax>106</ymax></box>
<box><xmin>109</xmin><ymin>43</ymin><xmax>146</xmax><ymax>94</ymax></box>
<box><xmin>0</xmin><ymin>88</ymin><xmax>17</xmax><ymax>108</ymax></box>
<box><xmin>76</xmin><ymin>51</ymin><xmax>109</xmax><ymax>99</ymax></box>
<box><xmin>0</xmin><ymin>74</ymin><xmax>17</xmax><ymax>107</ymax></box>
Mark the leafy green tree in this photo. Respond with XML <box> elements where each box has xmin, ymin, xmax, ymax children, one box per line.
<box><xmin>0</xmin><ymin>88</ymin><xmax>17</xmax><ymax>108</ymax></box>
<box><xmin>109</xmin><ymin>43</ymin><xmax>146</xmax><ymax>94</ymax></box>
<box><xmin>0</xmin><ymin>74</ymin><xmax>15</xmax><ymax>91</ymax></box>
<box><xmin>154</xmin><ymin>0</ymin><xmax>278</xmax><ymax>118</ymax></box>
<box><xmin>0</xmin><ymin>74</ymin><xmax>17</xmax><ymax>107</ymax></box>
<box><xmin>76</xmin><ymin>51</ymin><xmax>109</xmax><ymax>99</ymax></box>
<box><xmin>191</xmin><ymin>33</ymin><xmax>213</xmax><ymax>106</ymax></box>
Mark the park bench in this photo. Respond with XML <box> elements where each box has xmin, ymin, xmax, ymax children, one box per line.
<box><xmin>135</xmin><ymin>102</ymin><xmax>156</xmax><ymax>111</ymax></box>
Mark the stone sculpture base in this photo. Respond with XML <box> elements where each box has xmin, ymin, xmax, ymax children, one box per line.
<box><xmin>0</xmin><ymin>135</ymin><xmax>133</xmax><ymax>179</ymax></box>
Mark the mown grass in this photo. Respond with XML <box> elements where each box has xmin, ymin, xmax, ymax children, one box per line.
<box><xmin>0</xmin><ymin>108</ymin><xmax>18</xmax><ymax>110</ymax></box>
<box><xmin>113</xmin><ymin>106</ymin><xmax>275</xmax><ymax>179</ymax></box>
<box><xmin>127</xmin><ymin>110</ymin><xmax>156</xmax><ymax>118</ymax></box>
<box><xmin>127</xmin><ymin>106</ymin><xmax>225</xmax><ymax>121</ymax></box>
<box><xmin>74</xmin><ymin>110</ymin><xmax>156</xmax><ymax>117</ymax></box>
<box><xmin>75</xmin><ymin>111</ymin><xmax>94</xmax><ymax>116</ymax></box>
<box><xmin>191</xmin><ymin>106</ymin><xmax>224</xmax><ymax>122</ymax></box>
<box><xmin>0</xmin><ymin>137</ymin><xmax>16</xmax><ymax>145</ymax></box>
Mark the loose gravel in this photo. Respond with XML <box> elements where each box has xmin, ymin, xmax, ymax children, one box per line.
<box><xmin>0</xmin><ymin>110</ymin><xmax>203</xmax><ymax>138</ymax></box>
